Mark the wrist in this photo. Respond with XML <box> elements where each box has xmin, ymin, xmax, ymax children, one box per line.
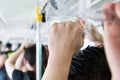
<box><xmin>48</xmin><ymin>51</ymin><xmax>73</xmax><ymax>65</ymax></box>
<box><xmin>19</xmin><ymin>45</ymin><xmax>25</xmax><ymax>51</ymax></box>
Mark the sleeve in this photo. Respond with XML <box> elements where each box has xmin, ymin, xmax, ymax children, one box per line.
<box><xmin>0</xmin><ymin>52</ymin><xmax>6</xmax><ymax>55</ymax></box>
<box><xmin>12</xmin><ymin>70</ymin><xmax>23</xmax><ymax>80</ymax></box>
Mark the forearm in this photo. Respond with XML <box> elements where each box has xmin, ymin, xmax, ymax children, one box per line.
<box><xmin>104</xmin><ymin>36</ymin><xmax>120</xmax><ymax>79</ymax></box>
<box><xmin>15</xmin><ymin>52</ymin><xmax>24</xmax><ymax>70</ymax></box>
<box><xmin>42</xmin><ymin>53</ymin><xmax>73</xmax><ymax>80</ymax></box>
<box><xmin>6</xmin><ymin>47</ymin><xmax>24</xmax><ymax>64</ymax></box>
<box><xmin>42</xmin><ymin>19</ymin><xmax>83</xmax><ymax>80</ymax></box>
<box><xmin>0</xmin><ymin>62</ymin><xmax>5</xmax><ymax>68</ymax></box>
<box><xmin>5</xmin><ymin>46</ymin><xmax>24</xmax><ymax>79</ymax></box>
<box><xmin>0</xmin><ymin>54</ymin><xmax>7</xmax><ymax>68</ymax></box>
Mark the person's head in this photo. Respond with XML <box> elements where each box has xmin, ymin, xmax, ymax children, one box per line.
<box><xmin>23</xmin><ymin>44</ymin><xmax>36</xmax><ymax>70</ymax></box>
<box><xmin>69</xmin><ymin>47</ymin><xmax>111</xmax><ymax>80</ymax></box>
<box><xmin>15</xmin><ymin>43</ymin><xmax>21</xmax><ymax>50</ymax></box>
<box><xmin>0</xmin><ymin>41</ymin><xmax>2</xmax><ymax>51</ymax></box>
<box><xmin>18</xmin><ymin>43</ymin><xmax>21</xmax><ymax>49</ymax></box>
<box><xmin>6</xmin><ymin>43</ymin><xmax>12</xmax><ymax>51</ymax></box>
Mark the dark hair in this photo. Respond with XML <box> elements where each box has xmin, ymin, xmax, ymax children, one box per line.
<box><xmin>24</xmin><ymin>44</ymin><xmax>48</xmax><ymax>70</ymax></box>
<box><xmin>102</xmin><ymin>21</ymin><xmax>104</xmax><ymax>30</ymax></box>
<box><xmin>24</xmin><ymin>44</ymin><xmax>36</xmax><ymax>66</ymax></box>
<box><xmin>6</xmin><ymin>43</ymin><xmax>12</xmax><ymax>48</ymax></box>
<box><xmin>0</xmin><ymin>41</ymin><xmax>2</xmax><ymax>44</ymax></box>
<box><xmin>69</xmin><ymin>46</ymin><xmax>111</xmax><ymax>80</ymax></box>
<box><xmin>42</xmin><ymin>45</ymin><xmax>48</xmax><ymax>75</ymax></box>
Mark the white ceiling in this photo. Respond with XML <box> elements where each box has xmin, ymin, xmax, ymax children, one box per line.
<box><xmin>0</xmin><ymin>0</ymin><xmax>36</xmax><ymax>19</ymax></box>
<box><xmin>0</xmin><ymin>0</ymin><xmax>37</xmax><ymax>42</ymax></box>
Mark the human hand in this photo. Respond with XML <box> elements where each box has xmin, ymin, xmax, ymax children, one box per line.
<box><xmin>48</xmin><ymin>20</ymin><xmax>84</xmax><ymax>58</ymax></box>
<box><xmin>102</xmin><ymin>2</ymin><xmax>120</xmax><ymax>38</ymax></box>
<box><xmin>102</xmin><ymin>2</ymin><xmax>120</xmax><ymax>79</ymax></box>
<box><xmin>20</xmin><ymin>40</ymin><xmax>33</xmax><ymax>49</ymax></box>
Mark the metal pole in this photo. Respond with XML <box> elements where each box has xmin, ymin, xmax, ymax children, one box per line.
<box><xmin>35</xmin><ymin>6</ymin><xmax>43</xmax><ymax>80</ymax></box>
<box><xmin>36</xmin><ymin>21</ymin><xmax>42</xmax><ymax>80</ymax></box>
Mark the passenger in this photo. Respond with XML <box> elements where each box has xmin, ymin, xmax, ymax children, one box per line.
<box><xmin>5</xmin><ymin>41</ymin><xmax>36</xmax><ymax>80</ymax></box>
<box><xmin>0</xmin><ymin>41</ymin><xmax>9</xmax><ymax>80</ymax></box>
<box><xmin>6</xmin><ymin>42</ymin><xmax>48</xmax><ymax>80</ymax></box>
<box><xmin>5</xmin><ymin>43</ymin><xmax>14</xmax><ymax>57</ymax></box>
<box><xmin>14</xmin><ymin>44</ymin><xmax>48</xmax><ymax>77</ymax></box>
<box><xmin>102</xmin><ymin>2</ymin><xmax>120</xmax><ymax>80</ymax></box>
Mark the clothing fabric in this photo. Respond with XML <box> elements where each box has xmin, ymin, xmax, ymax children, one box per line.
<box><xmin>0</xmin><ymin>52</ymin><xmax>6</xmax><ymax>55</ymax></box>
<box><xmin>5</xmin><ymin>51</ymin><xmax>14</xmax><ymax>57</ymax></box>
<box><xmin>0</xmin><ymin>67</ymin><xmax>9</xmax><ymax>80</ymax></box>
<box><xmin>0</xmin><ymin>52</ymin><xmax>10</xmax><ymax>80</ymax></box>
<box><xmin>0</xmin><ymin>51</ymin><xmax>13</xmax><ymax>57</ymax></box>
<box><xmin>68</xmin><ymin>46</ymin><xmax>111</xmax><ymax>80</ymax></box>
<box><xmin>12</xmin><ymin>69</ymin><xmax>35</xmax><ymax>80</ymax></box>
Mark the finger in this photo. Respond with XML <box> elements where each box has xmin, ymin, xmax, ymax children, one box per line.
<box><xmin>74</xmin><ymin>20</ymin><xmax>83</xmax><ymax>35</ymax></box>
<box><xmin>59</xmin><ymin>22</ymin><xmax>66</xmax><ymax>27</ymax></box>
<box><xmin>51</xmin><ymin>22</ymin><xmax>59</xmax><ymax>32</ymax></box>
<box><xmin>58</xmin><ymin>22</ymin><xmax>66</xmax><ymax>30</ymax></box>
<box><xmin>52</xmin><ymin>22</ymin><xmax>58</xmax><ymax>27</ymax></box>
<box><xmin>102</xmin><ymin>3</ymin><xmax>115</xmax><ymax>20</ymax></box>
<box><xmin>65</xmin><ymin>21</ymin><xmax>74</xmax><ymax>28</ymax></box>
<box><xmin>102</xmin><ymin>3</ymin><xmax>115</xmax><ymax>26</ymax></box>
<box><xmin>75</xmin><ymin>19</ymin><xmax>83</xmax><ymax>30</ymax></box>
<box><xmin>115</xmin><ymin>1</ymin><xmax>120</xmax><ymax>18</ymax></box>
<box><xmin>80</xmin><ymin>19</ymin><xmax>86</xmax><ymax>28</ymax></box>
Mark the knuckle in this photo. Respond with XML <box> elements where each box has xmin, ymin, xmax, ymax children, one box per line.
<box><xmin>66</xmin><ymin>21</ymin><xmax>73</xmax><ymax>27</ymax></box>
<box><xmin>51</xmin><ymin>22</ymin><xmax>58</xmax><ymax>32</ymax></box>
<box><xmin>52</xmin><ymin>22</ymin><xmax>58</xmax><ymax>27</ymax></box>
<box><xmin>65</xmin><ymin>21</ymin><xmax>74</xmax><ymax>30</ymax></box>
<box><xmin>75</xmin><ymin>26</ymin><xmax>82</xmax><ymax>33</ymax></box>
<box><xmin>59</xmin><ymin>22</ymin><xmax>66</xmax><ymax>27</ymax></box>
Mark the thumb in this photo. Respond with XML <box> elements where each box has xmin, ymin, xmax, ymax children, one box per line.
<box><xmin>80</xmin><ymin>19</ymin><xmax>86</xmax><ymax>27</ymax></box>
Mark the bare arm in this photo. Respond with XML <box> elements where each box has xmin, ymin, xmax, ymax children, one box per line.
<box><xmin>102</xmin><ymin>2</ymin><xmax>120</xmax><ymax>80</ymax></box>
<box><xmin>5</xmin><ymin>46</ymin><xmax>24</xmax><ymax>79</ymax></box>
<box><xmin>0</xmin><ymin>54</ymin><xmax>7</xmax><ymax>68</ymax></box>
<box><xmin>42</xmin><ymin>20</ymin><xmax>84</xmax><ymax>80</ymax></box>
<box><xmin>43</xmin><ymin>52</ymin><xmax>73</xmax><ymax>80</ymax></box>
<box><xmin>5</xmin><ymin>41</ymin><xmax>32</xmax><ymax>79</ymax></box>
<box><xmin>15</xmin><ymin>52</ymin><xmax>24</xmax><ymax>71</ymax></box>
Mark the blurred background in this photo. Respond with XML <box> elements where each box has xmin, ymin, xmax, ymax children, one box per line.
<box><xmin>0</xmin><ymin>0</ymin><xmax>119</xmax><ymax>50</ymax></box>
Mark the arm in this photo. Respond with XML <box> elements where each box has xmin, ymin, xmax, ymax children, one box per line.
<box><xmin>42</xmin><ymin>50</ymin><xmax>73</xmax><ymax>80</ymax></box>
<box><xmin>102</xmin><ymin>2</ymin><xmax>120</xmax><ymax>80</ymax></box>
<box><xmin>5</xmin><ymin>46</ymin><xmax>24</xmax><ymax>79</ymax></box>
<box><xmin>0</xmin><ymin>54</ymin><xmax>7</xmax><ymax>68</ymax></box>
<box><xmin>5</xmin><ymin>41</ymin><xmax>30</xmax><ymax>79</ymax></box>
<box><xmin>42</xmin><ymin>20</ymin><xmax>84</xmax><ymax>80</ymax></box>
<box><xmin>15</xmin><ymin>52</ymin><xmax>24</xmax><ymax>71</ymax></box>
